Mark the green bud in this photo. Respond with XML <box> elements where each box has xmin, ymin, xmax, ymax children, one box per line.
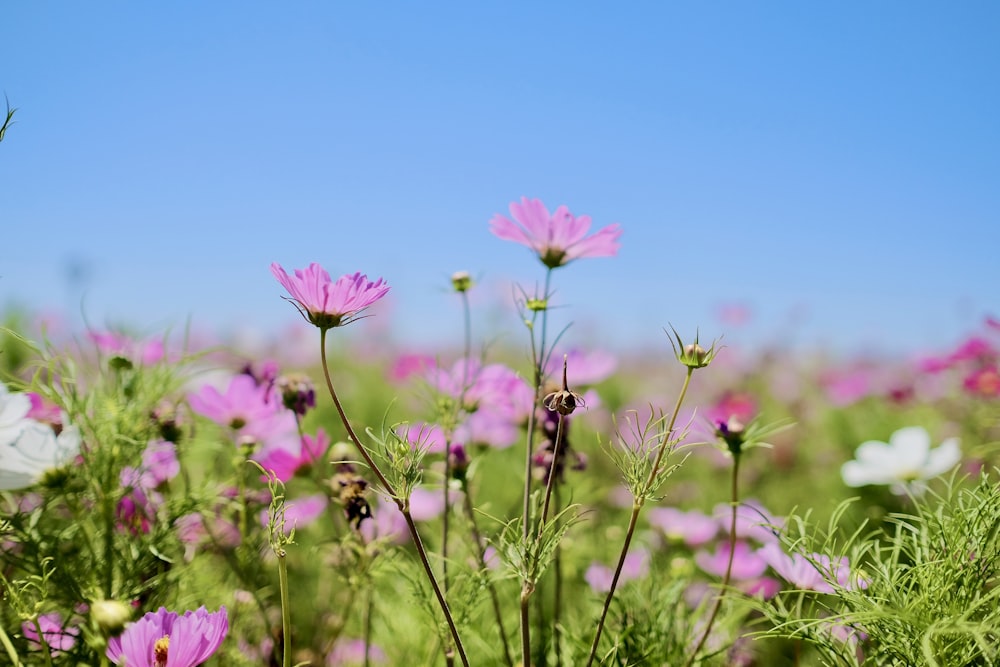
<box><xmin>91</xmin><ymin>599</ymin><xmax>131</xmax><ymax>636</ymax></box>
<box><xmin>451</xmin><ymin>270</ymin><xmax>473</xmax><ymax>292</ymax></box>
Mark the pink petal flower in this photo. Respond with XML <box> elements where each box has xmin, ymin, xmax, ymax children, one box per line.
<box><xmin>107</xmin><ymin>606</ymin><xmax>228</xmax><ymax>667</ymax></box>
<box><xmin>489</xmin><ymin>197</ymin><xmax>621</xmax><ymax>268</ymax></box>
<box><xmin>271</xmin><ymin>262</ymin><xmax>389</xmax><ymax>329</ymax></box>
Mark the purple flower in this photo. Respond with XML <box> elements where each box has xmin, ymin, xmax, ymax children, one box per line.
<box><xmin>271</xmin><ymin>262</ymin><xmax>390</xmax><ymax>329</ymax></box>
<box><xmin>89</xmin><ymin>331</ymin><xmax>165</xmax><ymax>365</ymax></box>
<box><xmin>254</xmin><ymin>428</ymin><xmax>331</xmax><ymax>482</ymax></box>
<box><xmin>489</xmin><ymin>197</ymin><xmax>622</xmax><ymax>268</ymax></box>
<box><xmin>107</xmin><ymin>606</ymin><xmax>228</xmax><ymax>667</ymax></box>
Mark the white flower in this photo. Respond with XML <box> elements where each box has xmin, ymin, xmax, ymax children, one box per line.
<box><xmin>841</xmin><ymin>426</ymin><xmax>961</xmax><ymax>495</ymax></box>
<box><xmin>0</xmin><ymin>382</ymin><xmax>32</xmax><ymax>447</ymax></box>
<box><xmin>0</xmin><ymin>382</ymin><xmax>81</xmax><ymax>490</ymax></box>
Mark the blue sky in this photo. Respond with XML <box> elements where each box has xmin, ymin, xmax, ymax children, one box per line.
<box><xmin>1</xmin><ymin>2</ymin><xmax>997</xmax><ymax>357</ymax></box>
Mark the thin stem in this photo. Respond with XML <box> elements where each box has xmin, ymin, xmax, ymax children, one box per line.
<box><xmin>461</xmin><ymin>481</ymin><xmax>515</xmax><ymax>667</ymax></box>
<box><xmin>538</xmin><ymin>415</ymin><xmax>566</xmax><ymax>531</ymax></box>
<box><xmin>319</xmin><ymin>329</ymin><xmax>469</xmax><ymax>667</ymax></box>
<box><xmin>363</xmin><ymin>586</ymin><xmax>374</xmax><ymax>667</ymax></box>
<box><xmin>585</xmin><ymin>368</ymin><xmax>695</xmax><ymax>666</ymax></box>
<box><xmin>683</xmin><ymin>453</ymin><xmax>742</xmax><ymax>667</ymax></box>
<box><xmin>278</xmin><ymin>550</ymin><xmax>292</xmax><ymax>667</ymax></box>
<box><xmin>553</xmin><ymin>482</ymin><xmax>563</xmax><ymax>667</ymax></box>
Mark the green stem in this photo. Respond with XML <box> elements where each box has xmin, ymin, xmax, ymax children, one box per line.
<box><xmin>461</xmin><ymin>481</ymin><xmax>514</xmax><ymax>667</ymax></box>
<box><xmin>278</xmin><ymin>550</ymin><xmax>292</xmax><ymax>667</ymax></box>
<box><xmin>318</xmin><ymin>329</ymin><xmax>469</xmax><ymax>667</ymax></box>
<box><xmin>585</xmin><ymin>368</ymin><xmax>695</xmax><ymax>666</ymax></box>
<box><xmin>683</xmin><ymin>453</ymin><xmax>741</xmax><ymax>667</ymax></box>
<box><xmin>363</xmin><ymin>586</ymin><xmax>374</xmax><ymax>667</ymax></box>
<box><xmin>0</xmin><ymin>622</ymin><xmax>23</xmax><ymax>667</ymax></box>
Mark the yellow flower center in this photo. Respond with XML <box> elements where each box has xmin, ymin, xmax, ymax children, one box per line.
<box><xmin>154</xmin><ymin>635</ymin><xmax>169</xmax><ymax>667</ymax></box>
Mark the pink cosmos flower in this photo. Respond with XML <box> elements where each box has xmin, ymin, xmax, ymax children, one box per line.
<box><xmin>584</xmin><ymin>549</ymin><xmax>650</xmax><ymax>593</ymax></box>
<box><xmin>695</xmin><ymin>541</ymin><xmax>768</xmax><ymax>580</ymax></box>
<box><xmin>23</xmin><ymin>612</ymin><xmax>79</xmax><ymax>656</ymax></box>
<box><xmin>327</xmin><ymin>638</ymin><xmax>388</xmax><ymax>665</ymax></box>
<box><xmin>254</xmin><ymin>428</ymin><xmax>331</xmax><ymax>482</ymax></box>
<box><xmin>89</xmin><ymin>331</ymin><xmax>165</xmax><ymax>365</ymax></box>
<box><xmin>759</xmin><ymin>543</ymin><xmax>867</xmax><ymax>594</ymax></box>
<box><xmin>489</xmin><ymin>197</ymin><xmax>622</xmax><ymax>269</ymax></box>
<box><xmin>271</xmin><ymin>262</ymin><xmax>390</xmax><ymax>329</ymax></box>
<box><xmin>648</xmin><ymin>507</ymin><xmax>719</xmax><ymax>547</ymax></box>
<box><xmin>107</xmin><ymin>606</ymin><xmax>228</xmax><ymax>667</ymax></box>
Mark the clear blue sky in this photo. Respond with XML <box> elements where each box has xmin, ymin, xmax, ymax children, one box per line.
<box><xmin>1</xmin><ymin>2</ymin><xmax>997</xmax><ymax>357</ymax></box>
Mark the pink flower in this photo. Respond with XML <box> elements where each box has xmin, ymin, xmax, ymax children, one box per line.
<box><xmin>107</xmin><ymin>606</ymin><xmax>228</xmax><ymax>667</ymax></box>
<box><xmin>759</xmin><ymin>543</ymin><xmax>866</xmax><ymax>594</ymax></box>
<box><xmin>489</xmin><ymin>197</ymin><xmax>622</xmax><ymax>268</ymax></box>
<box><xmin>188</xmin><ymin>375</ymin><xmax>296</xmax><ymax>452</ymax></box>
<box><xmin>89</xmin><ymin>331</ymin><xmax>166</xmax><ymax>365</ymax></box>
<box><xmin>695</xmin><ymin>541</ymin><xmax>768</xmax><ymax>579</ymax></box>
<box><xmin>23</xmin><ymin>612</ymin><xmax>79</xmax><ymax>655</ymax></box>
<box><xmin>584</xmin><ymin>549</ymin><xmax>650</xmax><ymax>593</ymax></box>
<box><xmin>271</xmin><ymin>262</ymin><xmax>390</xmax><ymax>329</ymax></box>
<box><xmin>254</xmin><ymin>429</ymin><xmax>331</xmax><ymax>482</ymax></box>
<box><xmin>327</xmin><ymin>638</ymin><xmax>387</xmax><ymax>665</ymax></box>
<box><xmin>648</xmin><ymin>507</ymin><xmax>718</xmax><ymax>547</ymax></box>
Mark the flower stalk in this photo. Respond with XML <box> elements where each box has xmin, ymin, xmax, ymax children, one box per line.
<box><xmin>319</xmin><ymin>328</ymin><xmax>469</xmax><ymax>667</ymax></box>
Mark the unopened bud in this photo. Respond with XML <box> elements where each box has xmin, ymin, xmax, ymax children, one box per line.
<box><xmin>91</xmin><ymin>599</ymin><xmax>131</xmax><ymax>636</ymax></box>
<box><xmin>451</xmin><ymin>271</ymin><xmax>473</xmax><ymax>293</ymax></box>
<box><xmin>715</xmin><ymin>417</ymin><xmax>746</xmax><ymax>455</ymax></box>
<box><xmin>277</xmin><ymin>373</ymin><xmax>316</xmax><ymax>416</ymax></box>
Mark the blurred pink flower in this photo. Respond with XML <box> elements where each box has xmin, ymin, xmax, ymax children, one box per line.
<box><xmin>713</xmin><ymin>500</ymin><xmax>782</xmax><ymax>544</ymax></box>
<box><xmin>327</xmin><ymin>638</ymin><xmax>387</xmax><ymax>665</ymax></box>
<box><xmin>23</xmin><ymin>612</ymin><xmax>78</xmax><ymax>656</ymax></box>
<box><xmin>963</xmin><ymin>366</ymin><xmax>1000</xmax><ymax>398</ymax></box>
<box><xmin>260</xmin><ymin>493</ymin><xmax>327</xmax><ymax>533</ymax></box>
<box><xmin>254</xmin><ymin>429</ymin><xmax>330</xmax><ymax>482</ymax></box>
<box><xmin>544</xmin><ymin>348</ymin><xmax>617</xmax><ymax>387</ymax></box>
<box><xmin>388</xmin><ymin>353</ymin><xmax>435</xmax><ymax>382</ymax></box>
<box><xmin>648</xmin><ymin>507</ymin><xmax>718</xmax><ymax>547</ymax></box>
<box><xmin>584</xmin><ymin>549</ymin><xmax>650</xmax><ymax>593</ymax></box>
<box><xmin>107</xmin><ymin>606</ymin><xmax>228</xmax><ymax>667</ymax></box>
<box><xmin>489</xmin><ymin>197</ymin><xmax>622</xmax><ymax>269</ymax></box>
<box><xmin>89</xmin><ymin>331</ymin><xmax>165</xmax><ymax>365</ymax></box>
<box><xmin>695</xmin><ymin>541</ymin><xmax>767</xmax><ymax>579</ymax></box>
<box><xmin>271</xmin><ymin>262</ymin><xmax>389</xmax><ymax>329</ymax></box>
<box><xmin>759</xmin><ymin>543</ymin><xmax>866</xmax><ymax>594</ymax></box>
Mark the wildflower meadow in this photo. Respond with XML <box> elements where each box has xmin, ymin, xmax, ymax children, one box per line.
<box><xmin>1</xmin><ymin>191</ymin><xmax>999</xmax><ymax>667</ymax></box>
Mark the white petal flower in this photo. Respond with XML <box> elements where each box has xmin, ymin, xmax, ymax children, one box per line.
<box><xmin>0</xmin><ymin>382</ymin><xmax>32</xmax><ymax>447</ymax></box>
<box><xmin>841</xmin><ymin>426</ymin><xmax>961</xmax><ymax>495</ymax></box>
<box><xmin>0</xmin><ymin>421</ymin><xmax>81</xmax><ymax>491</ymax></box>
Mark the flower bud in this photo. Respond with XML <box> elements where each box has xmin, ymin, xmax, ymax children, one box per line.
<box><xmin>277</xmin><ymin>372</ymin><xmax>316</xmax><ymax>416</ymax></box>
<box><xmin>451</xmin><ymin>270</ymin><xmax>473</xmax><ymax>293</ymax></box>
<box><xmin>91</xmin><ymin>599</ymin><xmax>131</xmax><ymax>637</ymax></box>
<box><xmin>667</xmin><ymin>325</ymin><xmax>720</xmax><ymax>370</ymax></box>
<box><xmin>715</xmin><ymin>417</ymin><xmax>746</xmax><ymax>455</ymax></box>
